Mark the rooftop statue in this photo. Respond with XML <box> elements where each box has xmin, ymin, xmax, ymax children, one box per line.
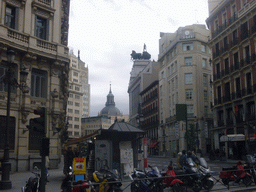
<box><xmin>131</xmin><ymin>44</ymin><xmax>151</xmax><ymax>60</ymax></box>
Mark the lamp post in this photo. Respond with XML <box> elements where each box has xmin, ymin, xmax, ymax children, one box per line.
<box><xmin>0</xmin><ymin>49</ymin><xmax>28</xmax><ymax>190</ymax></box>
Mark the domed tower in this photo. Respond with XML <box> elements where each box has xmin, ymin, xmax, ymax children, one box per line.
<box><xmin>99</xmin><ymin>84</ymin><xmax>122</xmax><ymax>116</ymax></box>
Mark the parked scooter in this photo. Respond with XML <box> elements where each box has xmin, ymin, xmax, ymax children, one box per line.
<box><xmin>21</xmin><ymin>166</ymin><xmax>41</xmax><ymax>192</ymax></box>
<box><xmin>219</xmin><ymin>161</ymin><xmax>253</xmax><ymax>187</ymax></box>
<box><xmin>244</xmin><ymin>155</ymin><xmax>256</xmax><ymax>184</ymax></box>
<box><xmin>196</xmin><ymin>157</ymin><xmax>214</xmax><ymax>190</ymax></box>
<box><xmin>130</xmin><ymin>165</ymin><xmax>164</xmax><ymax>192</ymax></box>
<box><xmin>91</xmin><ymin>169</ymin><xmax>122</xmax><ymax>192</ymax></box>
<box><xmin>162</xmin><ymin>161</ymin><xmax>184</xmax><ymax>192</ymax></box>
<box><xmin>61</xmin><ymin>166</ymin><xmax>90</xmax><ymax>192</ymax></box>
<box><xmin>174</xmin><ymin>157</ymin><xmax>202</xmax><ymax>192</ymax></box>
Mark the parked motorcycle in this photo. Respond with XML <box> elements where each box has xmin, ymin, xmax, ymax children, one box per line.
<box><xmin>196</xmin><ymin>157</ymin><xmax>214</xmax><ymax>190</ymax></box>
<box><xmin>244</xmin><ymin>155</ymin><xmax>256</xmax><ymax>184</ymax></box>
<box><xmin>130</xmin><ymin>165</ymin><xmax>164</xmax><ymax>192</ymax></box>
<box><xmin>219</xmin><ymin>161</ymin><xmax>252</xmax><ymax>187</ymax></box>
<box><xmin>145</xmin><ymin>165</ymin><xmax>164</xmax><ymax>192</ymax></box>
<box><xmin>162</xmin><ymin>161</ymin><xmax>184</xmax><ymax>192</ymax></box>
<box><xmin>61</xmin><ymin>166</ymin><xmax>90</xmax><ymax>192</ymax></box>
<box><xmin>21</xmin><ymin>166</ymin><xmax>41</xmax><ymax>192</ymax></box>
<box><xmin>91</xmin><ymin>169</ymin><xmax>122</xmax><ymax>192</ymax></box>
<box><xmin>174</xmin><ymin>157</ymin><xmax>202</xmax><ymax>192</ymax></box>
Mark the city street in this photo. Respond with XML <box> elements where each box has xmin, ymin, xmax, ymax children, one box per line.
<box><xmin>4</xmin><ymin>156</ymin><xmax>256</xmax><ymax>192</ymax></box>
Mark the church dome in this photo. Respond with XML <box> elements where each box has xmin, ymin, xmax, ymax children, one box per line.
<box><xmin>99</xmin><ymin>84</ymin><xmax>122</xmax><ymax>116</ymax></box>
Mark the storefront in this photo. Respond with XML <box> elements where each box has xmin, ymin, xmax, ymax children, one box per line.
<box><xmin>220</xmin><ymin>134</ymin><xmax>245</xmax><ymax>159</ymax></box>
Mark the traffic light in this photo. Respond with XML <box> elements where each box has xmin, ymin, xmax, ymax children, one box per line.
<box><xmin>27</xmin><ymin>107</ymin><xmax>46</xmax><ymax>134</ymax></box>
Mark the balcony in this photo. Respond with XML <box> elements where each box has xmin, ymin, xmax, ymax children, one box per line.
<box><xmin>0</xmin><ymin>26</ymin><xmax>68</xmax><ymax>60</ymax></box>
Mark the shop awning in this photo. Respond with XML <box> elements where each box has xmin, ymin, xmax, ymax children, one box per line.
<box><xmin>220</xmin><ymin>134</ymin><xmax>245</xmax><ymax>142</ymax></box>
<box><xmin>148</xmin><ymin>141</ymin><xmax>159</xmax><ymax>148</ymax></box>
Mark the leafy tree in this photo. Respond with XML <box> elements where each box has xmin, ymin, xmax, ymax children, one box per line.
<box><xmin>185</xmin><ymin>123</ymin><xmax>196</xmax><ymax>151</ymax></box>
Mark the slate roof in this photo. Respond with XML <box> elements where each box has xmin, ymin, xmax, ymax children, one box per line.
<box><xmin>108</xmin><ymin>121</ymin><xmax>144</xmax><ymax>133</ymax></box>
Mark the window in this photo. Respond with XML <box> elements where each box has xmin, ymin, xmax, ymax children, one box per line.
<box><xmin>183</xmin><ymin>43</ymin><xmax>193</xmax><ymax>51</ymax></box>
<box><xmin>35</xmin><ymin>16</ymin><xmax>48</xmax><ymax>40</ymax></box>
<box><xmin>185</xmin><ymin>57</ymin><xmax>192</xmax><ymax>65</ymax></box>
<box><xmin>202</xmin><ymin>58</ymin><xmax>207</xmax><ymax>68</ymax></box>
<box><xmin>68</xmin><ymin>101</ymin><xmax>73</xmax><ymax>105</ymax></box>
<box><xmin>201</xmin><ymin>44</ymin><xmax>206</xmax><ymax>52</ymax></box>
<box><xmin>68</xmin><ymin>124</ymin><xmax>72</xmax><ymax>128</ymax></box>
<box><xmin>74</xmin><ymin>117</ymin><xmax>79</xmax><ymax>121</ymax></box>
<box><xmin>203</xmin><ymin>74</ymin><xmax>207</xmax><ymax>86</ymax></box>
<box><xmin>75</xmin><ymin>86</ymin><xmax>80</xmax><ymax>91</ymax></box>
<box><xmin>185</xmin><ymin>73</ymin><xmax>192</xmax><ymax>84</ymax></box>
<box><xmin>5</xmin><ymin>5</ymin><xmax>19</xmax><ymax>30</ymax></box>
<box><xmin>204</xmin><ymin>90</ymin><xmax>208</xmax><ymax>101</ymax></box>
<box><xmin>75</xmin><ymin>102</ymin><xmax>80</xmax><ymax>107</ymax></box>
<box><xmin>72</xmin><ymin>64</ymin><xmax>77</xmax><ymax>68</ymax></box>
<box><xmin>73</xmin><ymin>79</ymin><xmax>78</xmax><ymax>83</ymax></box>
<box><xmin>68</xmin><ymin>109</ymin><xmax>73</xmax><ymax>113</ymax></box>
<box><xmin>31</xmin><ymin>69</ymin><xmax>47</xmax><ymax>98</ymax></box>
<box><xmin>75</xmin><ymin>95</ymin><xmax>80</xmax><ymax>99</ymax></box>
<box><xmin>186</xmin><ymin>89</ymin><xmax>193</xmax><ymax>100</ymax></box>
<box><xmin>74</xmin><ymin>125</ymin><xmax>79</xmax><ymax>129</ymax></box>
<box><xmin>75</xmin><ymin>110</ymin><xmax>79</xmax><ymax>114</ymax></box>
<box><xmin>69</xmin><ymin>93</ymin><xmax>73</xmax><ymax>98</ymax></box>
<box><xmin>74</xmin><ymin>132</ymin><xmax>79</xmax><ymax>136</ymax></box>
<box><xmin>68</xmin><ymin>116</ymin><xmax>72</xmax><ymax>121</ymax></box>
<box><xmin>73</xmin><ymin>72</ymin><xmax>78</xmax><ymax>76</ymax></box>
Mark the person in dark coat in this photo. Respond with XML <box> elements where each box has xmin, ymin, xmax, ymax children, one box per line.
<box><xmin>179</xmin><ymin>150</ymin><xmax>187</xmax><ymax>167</ymax></box>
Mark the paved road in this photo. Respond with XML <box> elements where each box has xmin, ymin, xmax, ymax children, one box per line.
<box><xmin>3</xmin><ymin>156</ymin><xmax>256</xmax><ymax>192</ymax></box>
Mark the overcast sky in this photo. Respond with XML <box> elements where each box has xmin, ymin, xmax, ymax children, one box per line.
<box><xmin>68</xmin><ymin>0</ymin><xmax>209</xmax><ymax>116</ymax></box>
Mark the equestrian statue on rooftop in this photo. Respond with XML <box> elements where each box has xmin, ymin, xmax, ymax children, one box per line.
<box><xmin>130</xmin><ymin>44</ymin><xmax>151</xmax><ymax>61</ymax></box>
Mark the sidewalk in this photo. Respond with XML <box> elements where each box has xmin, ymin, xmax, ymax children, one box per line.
<box><xmin>3</xmin><ymin>163</ymin><xmax>65</xmax><ymax>192</ymax></box>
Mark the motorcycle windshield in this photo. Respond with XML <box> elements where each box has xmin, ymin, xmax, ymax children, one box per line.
<box><xmin>151</xmin><ymin>166</ymin><xmax>161</xmax><ymax>177</ymax></box>
<box><xmin>199</xmin><ymin>158</ymin><xmax>208</xmax><ymax>168</ymax></box>
<box><xmin>246</xmin><ymin>155</ymin><xmax>255</xmax><ymax>164</ymax></box>
<box><xmin>186</xmin><ymin>158</ymin><xmax>195</xmax><ymax>167</ymax></box>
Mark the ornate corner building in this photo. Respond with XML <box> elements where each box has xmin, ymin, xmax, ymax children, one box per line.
<box><xmin>158</xmin><ymin>24</ymin><xmax>212</xmax><ymax>156</ymax></box>
<box><xmin>206</xmin><ymin>0</ymin><xmax>256</xmax><ymax>159</ymax></box>
<box><xmin>0</xmin><ymin>0</ymin><xmax>70</xmax><ymax>171</ymax></box>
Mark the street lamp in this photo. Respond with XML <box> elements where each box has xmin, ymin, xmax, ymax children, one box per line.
<box><xmin>0</xmin><ymin>49</ymin><xmax>28</xmax><ymax>190</ymax></box>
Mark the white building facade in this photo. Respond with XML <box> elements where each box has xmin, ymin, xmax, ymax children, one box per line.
<box><xmin>67</xmin><ymin>52</ymin><xmax>90</xmax><ymax>138</ymax></box>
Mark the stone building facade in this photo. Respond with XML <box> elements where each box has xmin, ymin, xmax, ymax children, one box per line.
<box><xmin>206</xmin><ymin>0</ymin><xmax>256</xmax><ymax>159</ymax></box>
<box><xmin>0</xmin><ymin>0</ymin><xmax>70</xmax><ymax>171</ymax></box>
<box><xmin>158</xmin><ymin>24</ymin><xmax>212</xmax><ymax>156</ymax></box>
